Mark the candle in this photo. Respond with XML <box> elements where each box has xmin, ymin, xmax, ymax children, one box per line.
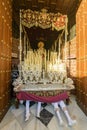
<box><xmin>45</xmin><ymin>50</ymin><xmax>46</xmax><ymax>71</ymax></box>
<box><xmin>48</xmin><ymin>50</ymin><xmax>49</xmax><ymax>61</ymax></box>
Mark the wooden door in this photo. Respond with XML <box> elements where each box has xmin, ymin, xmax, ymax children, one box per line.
<box><xmin>0</xmin><ymin>0</ymin><xmax>12</xmax><ymax>122</ymax></box>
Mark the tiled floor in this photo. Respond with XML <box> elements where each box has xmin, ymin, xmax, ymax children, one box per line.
<box><xmin>0</xmin><ymin>95</ymin><xmax>87</xmax><ymax>130</ymax></box>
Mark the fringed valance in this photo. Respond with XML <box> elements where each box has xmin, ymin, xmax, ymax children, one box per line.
<box><xmin>21</xmin><ymin>9</ymin><xmax>68</xmax><ymax>31</ymax></box>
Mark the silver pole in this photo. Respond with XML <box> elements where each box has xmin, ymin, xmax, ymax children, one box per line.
<box><xmin>64</xmin><ymin>17</ymin><xmax>68</xmax><ymax>62</ymax></box>
<box><xmin>19</xmin><ymin>9</ymin><xmax>22</xmax><ymax>77</ymax></box>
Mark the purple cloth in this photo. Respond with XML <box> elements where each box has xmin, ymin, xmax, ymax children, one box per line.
<box><xmin>16</xmin><ymin>91</ymin><xmax>68</xmax><ymax>103</ymax></box>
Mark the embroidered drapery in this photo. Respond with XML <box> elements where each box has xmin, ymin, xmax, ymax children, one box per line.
<box><xmin>16</xmin><ymin>91</ymin><xmax>68</xmax><ymax>103</ymax></box>
<box><xmin>21</xmin><ymin>9</ymin><xmax>68</xmax><ymax>31</ymax></box>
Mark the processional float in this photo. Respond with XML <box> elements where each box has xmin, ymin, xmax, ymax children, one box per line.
<box><xmin>13</xmin><ymin>9</ymin><xmax>75</xmax><ymax>118</ymax></box>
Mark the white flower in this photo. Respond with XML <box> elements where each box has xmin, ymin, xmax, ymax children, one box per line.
<box><xmin>64</xmin><ymin>78</ymin><xmax>74</xmax><ymax>85</ymax></box>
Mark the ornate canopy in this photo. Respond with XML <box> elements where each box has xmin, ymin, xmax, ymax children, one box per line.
<box><xmin>21</xmin><ymin>9</ymin><xmax>68</xmax><ymax>31</ymax></box>
<box><xmin>19</xmin><ymin>9</ymin><xmax>68</xmax><ymax>77</ymax></box>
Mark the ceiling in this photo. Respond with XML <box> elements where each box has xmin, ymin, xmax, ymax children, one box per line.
<box><xmin>12</xmin><ymin>0</ymin><xmax>82</xmax><ymax>49</ymax></box>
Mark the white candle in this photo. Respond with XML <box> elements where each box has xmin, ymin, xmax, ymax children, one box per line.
<box><xmin>48</xmin><ymin>50</ymin><xmax>49</xmax><ymax>61</ymax></box>
<box><xmin>45</xmin><ymin>50</ymin><xmax>46</xmax><ymax>71</ymax></box>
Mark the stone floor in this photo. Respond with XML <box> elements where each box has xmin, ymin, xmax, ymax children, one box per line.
<box><xmin>0</xmin><ymin>95</ymin><xmax>87</xmax><ymax>130</ymax></box>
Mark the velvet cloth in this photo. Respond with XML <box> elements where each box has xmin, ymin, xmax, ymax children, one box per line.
<box><xmin>16</xmin><ymin>91</ymin><xmax>68</xmax><ymax>103</ymax></box>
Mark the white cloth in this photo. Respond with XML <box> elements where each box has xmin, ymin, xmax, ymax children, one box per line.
<box><xmin>25</xmin><ymin>100</ymin><xmax>30</xmax><ymax>121</ymax></box>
